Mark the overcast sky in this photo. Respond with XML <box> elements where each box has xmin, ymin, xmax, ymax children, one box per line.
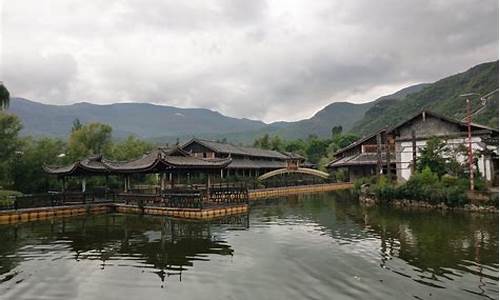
<box><xmin>1</xmin><ymin>0</ymin><xmax>498</xmax><ymax>122</ymax></box>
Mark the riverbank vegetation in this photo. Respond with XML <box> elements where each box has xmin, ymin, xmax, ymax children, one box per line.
<box><xmin>354</xmin><ymin>137</ymin><xmax>497</xmax><ymax>208</ymax></box>
<box><xmin>0</xmin><ymin>108</ymin><xmax>155</xmax><ymax>194</ymax></box>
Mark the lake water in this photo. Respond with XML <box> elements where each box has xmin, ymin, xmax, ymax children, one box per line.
<box><xmin>0</xmin><ymin>191</ymin><xmax>498</xmax><ymax>299</ymax></box>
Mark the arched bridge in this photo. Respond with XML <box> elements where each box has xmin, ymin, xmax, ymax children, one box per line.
<box><xmin>257</xmin><ymin>168</ymin><xmax>330</xmax><ymax>181</ymax></box>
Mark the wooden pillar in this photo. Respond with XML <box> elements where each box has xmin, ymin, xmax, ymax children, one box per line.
<box><xmin>220</xmin><ymin>169</ymin><xmax>224</xmax><ymax>179</ymax></box>
<box><xmin>81</xmin><ymin>177</ymin><xmax>87</xmax><ymax>193</ymax></box>
<box><xmin>206</xmin><ymin>172</ymin><xmax>211</xmax><ymax>200</ymax></box>
<box><xmin>411</xmin><ymin>130</ymin><xmax>417</xmax><ymax>174</ymax></box>
<box><xmin>376</xmin><ymin>133</ymin><xmax>383</xmax><ymax>176</ymax></box>
<box><xmin>61</xmin><ymin>177</ymin><xmax>66</xmax><ymax>193</ymax></box>
<box><xmin>160</xmin><ymin>172</ymin><xmax>166</xmax><ymax>191</ymax></box>
<box><xmin>170</xmin><ymin>172</ymin><xmax>175</xmax><ymax>189</ymax></box>
<box><xmin>385</xmin><ymin>133</ymin><xmax>391</xmax><ymax>180</ymax></box>
<box><xmin>124</xmin><ymin>175</ymin><xmax>129</xmax><ymax>192</ymax></box>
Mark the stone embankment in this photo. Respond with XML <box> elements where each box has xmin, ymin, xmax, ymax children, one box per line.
<box><xmin>359</xmin><ymin>193</ymin><xmax>498</xmax><ymax>213</ymax></box>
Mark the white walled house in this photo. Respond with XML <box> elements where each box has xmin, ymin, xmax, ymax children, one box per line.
<box><xmin>328</xmin><ymin>110</ymin><xmax>498</xmax><ymax>184</ymax></box>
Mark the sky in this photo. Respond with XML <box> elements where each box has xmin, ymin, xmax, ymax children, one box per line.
<box><xmin>1</xmin><ymin>0</ymin><xmax>498</xmax><ymax>123</ymax></box>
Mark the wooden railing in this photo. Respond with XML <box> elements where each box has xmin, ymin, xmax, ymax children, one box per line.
<box><xmin>0</xmin><ymin>191</ymin><xmax>114</xmax><ymax>211</ymax></box>
<box><xmin>208</xmin><ymin>186</ymin><xmax>248</xmax><ymax>206</ymax></box>
<box><xmin>164</xmin><ymin>189</ymin><xmax>204</xmax><ymax>209</ymax></box>
<box><xmin>0</xmin><ymin>185</ymin><xmax>251</xmax><ymax>211</ymax></box>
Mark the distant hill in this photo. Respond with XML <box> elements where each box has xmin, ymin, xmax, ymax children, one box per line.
<box><xmin>8</xmin><ymin>99</ymin><xmax>267</xmax><ymax>139</ymax></box>
<box><xmin>7</xmin><ymin>61</ymin><xmax>497</xmax><ymax>144</ymax></box>
<box><xmin>351</xmin><ymin>61</ymin><xmax>499</xmax><ymax>135</ymax></box>
<box><xmin>214</xmin><ymin>83</ymin><xmax>428</xmax><ymax>143</ymax></box>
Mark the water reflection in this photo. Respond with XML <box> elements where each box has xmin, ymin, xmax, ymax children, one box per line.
<box><xmin>0</xmin><ymin>213</ymin><xmax>248</xmax><ymax>289</ymax></box>
<box><xmin>0</xmin><ymin>192</ymin><xmax>497</xmax><ymax>300</ymax></box>
<box><xmin>250</xmin><ymin>192</ymin><xmax>498</xmax><ymax>299</ymax></box>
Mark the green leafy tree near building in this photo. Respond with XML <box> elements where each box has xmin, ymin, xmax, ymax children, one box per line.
<box><xmin>0</xmin><ymin>113</ymin><xmax>22</xmax><ymax>185</ymax></box>
<box><xmin>67</xmin><ymin>123</ymin><xmax>113</xmax><ymax>160</ymax></box>
<box><xmin>110</xmin><ymin>136</ymin><xmax>153</xmax><ymax>161</ymax></box>
<box><xmin>10</xmin><ymin>138</ymin><xmax>66</xmax><ymax>193</ymax></box>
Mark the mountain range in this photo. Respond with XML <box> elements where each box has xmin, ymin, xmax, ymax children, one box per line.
<box><xmin>7</xmin><ymin>60</ymin><xmax>498</xmax><ymax>144</ymax></box>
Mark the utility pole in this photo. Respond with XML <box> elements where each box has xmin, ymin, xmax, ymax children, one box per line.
<box><xmin>459</xmin><ymin>89</ymin><xmax>498</xmax><ymax>191</ymax></box>
<box><xmin>466</xmin><ymin>98</ymin><xmax>474</xmax><ymax>191</ymax></box>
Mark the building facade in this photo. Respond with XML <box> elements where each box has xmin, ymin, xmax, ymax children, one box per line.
<box><xmin>180</xmin><ymin>138</ymin><xmax>304</xmax><ymax>177</ymax></box>
<box><xmin>328</xmin><ymin>110</ymin><xmax>499</xmax><ymax>184</ymax></box>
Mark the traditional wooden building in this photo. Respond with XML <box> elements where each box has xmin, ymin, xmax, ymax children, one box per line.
<box><xmin>180</xmin><ymin>138</ymin><xmax>305</xmax><ymax>177</ymax></box>
<box><xmin>44</xmin><ymin>148</ymin><xmax>231</xmax><ymax>192</ymax></box>
<box><xmin>328</xmin><ymin>110</ymin><xmax>499</xmax><ymax>183</ymax></box>
<box><xmin>327</xmin><ymin>129</ymin><xmax>396</xmax><ymax>180</ymax></box>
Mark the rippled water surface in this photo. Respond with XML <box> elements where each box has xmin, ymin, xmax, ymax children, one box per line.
<box><xmin>0</xmin><ymin>191</ymin><xmax>498</xmax><ymax>299</ymax></box>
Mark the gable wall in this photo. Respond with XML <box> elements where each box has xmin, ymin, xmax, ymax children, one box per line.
<box><xmin>398</xmin><ymin>115</ymin><xmax>463</xmax><ymax>138</ymax></box>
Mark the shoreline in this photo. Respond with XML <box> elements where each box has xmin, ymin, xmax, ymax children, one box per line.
<box><xmin>359</xmin><ymin>194</ymin><xmax>498</xmax><ymax>213</ymax></box>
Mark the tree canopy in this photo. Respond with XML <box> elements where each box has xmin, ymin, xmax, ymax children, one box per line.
<box><xmin>0</xmin><ymin>83</ymin><xmax>10</xmax><ymax>110</ymax></box>
<box><xmin>68</xmin><ymin>123</ymin><xmax>113</xmax><ymax>160</ymax></box>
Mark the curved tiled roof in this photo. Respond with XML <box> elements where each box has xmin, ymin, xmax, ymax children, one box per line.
<box><xmin>43</xmin><ymin>156</ymin><xmax>109</xmax><ymax>176</ymax></box>
<box><xmin>44</xmin><ymin>149</ymin><xmax>231</xmax><ymax>176</ymax></box>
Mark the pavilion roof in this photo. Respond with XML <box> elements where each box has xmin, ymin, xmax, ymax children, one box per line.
<box><xmin>43</xmin><ymin>156</ymin><xmax>109</xmax><ymax>176</ymax></box>
<box><xmin>44</xmin><ymin>148</ymin><xmax>232</xmax><ymax>176</ymax></box>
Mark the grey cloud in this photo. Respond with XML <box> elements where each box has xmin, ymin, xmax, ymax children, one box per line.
<box><xmin>2</xmin><ymin>51</ymin><xmax>78</xmax><ymax>103</ymax></box>
<box><xmin>1</xmin><ymin>0</ymin><xmax>498</xmax><ymax>122</ymax></box>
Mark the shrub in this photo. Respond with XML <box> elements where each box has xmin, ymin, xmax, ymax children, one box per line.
<box><xmin>372</xmin><ymin>176</ymin><xmax>398</xmax><ymax>203</ymax></box>
<box><xmin>444</xmin><ymin>185</ymin><xmax>467</xmax><ymax>207</ymax></box>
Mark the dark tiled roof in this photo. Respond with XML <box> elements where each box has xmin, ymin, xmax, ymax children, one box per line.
<box><xmin>328</xmin><ymin>152</ymin><xmax>394</xmax><ymax>168</ymax></box>
<box><xmin>182</xmin><ymin>138</ymin><xmax>290</xmax><ymax>159</ymax></box>
<box><xmin>45</xmin><ymin>150</ymin><xmax>231</xmax><ymax>175</ymax></box>
<box><xmin>332</xmin><ymin>128</ymin><xmax>386</xmax><ymax>157</ymax></box>
<box><xmin>227</xmin><ymin>158</ymin><xmax>286</xmax><ymax>169</ymax></box>
<box><xmin>388</xmin><ymin>110</ymin><xmax>499</xmax><ymax>134</ymax></box>
<box><xmin>44</xmin><ymin>156</ymin><xmax>109</xmax><ymax>175</ymax></box>
<box><xmin>103</xmin><ymin>150</ymin><xmax>164</xmax><ymax>172</ymax></box>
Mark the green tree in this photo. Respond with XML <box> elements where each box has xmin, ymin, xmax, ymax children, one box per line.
<box><xmin>72</xmin><ymin>118</ymin><xmax>83</xmax><ymax>132</ymax></box>
<box><xmin>11</xmin><ymin>137</ymin><xmax>66</xmax><ymax>193</ymax></box>
<box><xmin>283</xmin><ymin>139</ymin><xmax>307</xmax><ymax>155</ymax></box>
<box><xmin>0</xmin><ymin>83</ymin><xmax>10</xmax><ymax>110</ymax></box>
<box><xmin>254</xmin><ymin>134</ymin><xmax>271</xmax><ymax>149</ymax></box>
<box><xmin>333</xmin><ymin>134</ymin><xmax>358</xmax><ymax>149</ymax></box>
<box><xmin>415</xmin><ymin>137</ymin><xmax>449</xmax><ymax>177</ymax></box>
<box><xmin>331</xmin><ymin>126</ymin><xmax>343</xmax><ymax>138</ymax></box>
<box><xmin>110</xmin><ymin>135</ymin><xmax>153</xmax><ymax>161</ymax></box>
<box><xmin>68</xmin><ymin>123</ymin><xmax>112</xmax><ymax>160</ymax></box>
<box><xmin>270</xmin><ymin>135</ymin><xmax>283</xmax><ymax>151</ymax></box>
<box><xmin>305</xmin><ymin>137</ymin><xmax>330</xmax><ymax>164</ymax></box>
<box><xmin>0</xmin><ymin>112</ymin><xmax>22</xmax><ymax>185</ymax></box>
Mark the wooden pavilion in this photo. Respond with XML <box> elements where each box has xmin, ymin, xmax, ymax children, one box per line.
<box><xmin>43</xmin><ymin>147</ymin><xmax>232</xmax><ymax>194</ymax></box>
